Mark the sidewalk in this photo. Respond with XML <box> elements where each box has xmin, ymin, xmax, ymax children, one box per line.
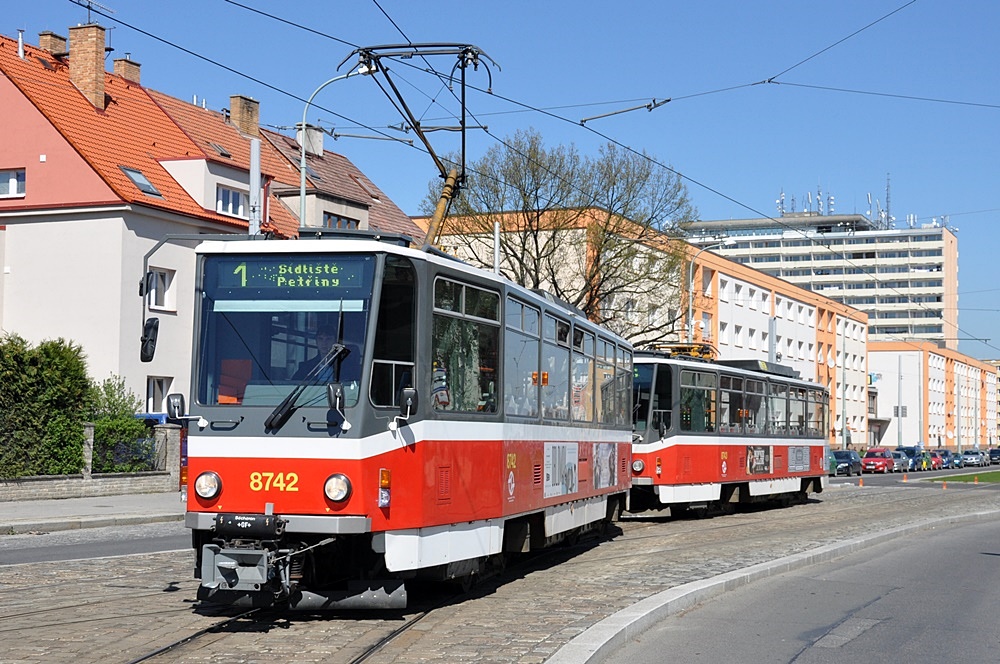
<box><xmin>0</xmin><ymin>491</ymin><xmax>185</xmax><ymax>534</ymax></box>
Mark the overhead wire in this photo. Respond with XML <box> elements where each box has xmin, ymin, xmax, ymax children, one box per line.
<box><xmin>85</xmin><ymin>0</ymin><xmax>999</xmax><ymax>355</ymax></box>
<box><xmin>216</xmin><ymin>3</ymin><xmax>1000</xmax><ymax>354</ymax></box>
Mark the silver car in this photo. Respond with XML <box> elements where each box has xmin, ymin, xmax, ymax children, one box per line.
<box><xmin>890</xmin><ymin>450</ymin><xmax>910</xmax><ymax>472</ymax></box>
<box><xmin>961</xmin><ymin>449</ymin><xmax>984</xmax><ymax>467</ymax></box>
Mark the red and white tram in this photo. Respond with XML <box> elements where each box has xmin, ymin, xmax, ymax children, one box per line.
<box><xmin>629</xmin><ymin>346</ymin><xmax>829</xmax><ymax>514</ymax></box>
<box><xmin>157</xmin><ymin>232</ymin><xmax>633</xmax><ymax>609</ymax></box>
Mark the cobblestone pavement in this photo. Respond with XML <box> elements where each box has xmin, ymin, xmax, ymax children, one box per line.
<box><xmin>2</xmin><ymin>482</ymin><xmax>999</xmax><ymax>663</ymax></box>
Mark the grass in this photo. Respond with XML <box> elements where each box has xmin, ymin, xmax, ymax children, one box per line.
<box><xmin>934</xmin><ymin>470</ymin><xmax>1000</xmax><ymax>483</ymax></box>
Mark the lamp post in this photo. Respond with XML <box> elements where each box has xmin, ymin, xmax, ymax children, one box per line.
<box><xmin>686</xmin><ymin>239</ymin><xmax>732</xmax><ymax>343</ymax></box>
<box><xmin>299</xmin><ymin>65</ymin><xmax>372</xmax><ymax>227</ymax></box>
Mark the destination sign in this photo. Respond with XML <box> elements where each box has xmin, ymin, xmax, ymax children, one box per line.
<box><xmin>212</xmin><ymin>256</ymin><xmax>367</xmax><ymax>292</ymax></box>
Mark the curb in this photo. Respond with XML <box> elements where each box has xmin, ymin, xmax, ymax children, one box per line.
<box><xmin>2</xmin><ymin>513</ymin><xmax>183</xmax><ymax>535</ymax></box>
<box><xmin>547</xmin><ymin>509</ymin><xmax>1000</xmax><ymax>664</ymax></box>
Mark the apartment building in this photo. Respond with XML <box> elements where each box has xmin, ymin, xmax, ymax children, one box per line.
<box><xmin>682</xmin><ymin>212</ymin><xmax>958</xmax><ymax>350</ymax></box>
<box><xmin>869</xmin><ymin>342</ymin><xmax>997</xmax><ymax>450</ymax></box>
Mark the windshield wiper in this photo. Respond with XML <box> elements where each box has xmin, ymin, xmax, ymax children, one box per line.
<box><xmin>265</xmin><ymin>343</ymin><xmax>348</xmax><ymax>432</ymax></box>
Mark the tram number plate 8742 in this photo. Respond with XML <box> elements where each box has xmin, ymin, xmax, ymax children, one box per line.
<box><xmin>249</xmin><ymin>471</ymin><xmax>299</xmax><ymax>492</ymax></box>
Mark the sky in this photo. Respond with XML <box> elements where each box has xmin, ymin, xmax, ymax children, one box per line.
<box><xmin>9</xmin><ymin>0</ymin><xmax>1000</xmax><ymax>360</ymax></box>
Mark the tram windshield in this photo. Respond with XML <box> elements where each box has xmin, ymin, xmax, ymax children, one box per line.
<box><xmin>195</xmin><ymin>253</ymin><xmax>376</xmax><ymax>408</ymax></box>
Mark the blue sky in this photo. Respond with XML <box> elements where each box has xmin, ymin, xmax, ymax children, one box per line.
<box><xmin>10</xmin><ymin>1</ymin><xmax>999</xmax><ymax>359</ymax></box>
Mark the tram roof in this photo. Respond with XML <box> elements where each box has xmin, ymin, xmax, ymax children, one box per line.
<box><xmin>635</xmin><ymin>351</ymin><xmax>825</xmax><ymax>389</ymax></box>
<box><xmin>193</xmin><ymin>232</ymin><xmax>632</xmax><ymax>347</ymax></box>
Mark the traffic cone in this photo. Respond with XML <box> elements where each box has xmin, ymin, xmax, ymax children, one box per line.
<box><xmin>903</xmin><ymin>473</ymin><xmax>908</xmax><ymax>482</ymax></box>
<box><xmin>975</xmin><ymin>476</ymin><xmax>979</xmax><ymax>485</ymax></box>
<box><xmin>858</xmin><ymin>477</ymin><xmax>864</xmax><ymax>487</ymax></box>
<box><xmin>942</xmin><ymin>481</ymin><xmax>947</xmax><ymax>490</ymax></box>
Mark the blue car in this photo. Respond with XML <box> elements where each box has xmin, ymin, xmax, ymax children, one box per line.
<box><xmin>937</xmin><ymin>450</ymin><xmax>955</xmax><ymax>468</ymax></box>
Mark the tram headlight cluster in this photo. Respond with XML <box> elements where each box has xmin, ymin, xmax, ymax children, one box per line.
<box><xmin>324</xmin><ymin>473</ymin><xmax>352</xmax><ymax>502</ymax></box>
<box><xmin>377</xmin><ymin>468</ymin><xmax>391</xmax><ymax>507</ymax></box>
<box><xmin>631</xmin><ymin>459</ymin><xmax>645</xmax><ymax>474</ymax></box>
<box><xmin>194</xmin><ymin>471</ymin><xmax>222</xmax><ymax>499</ymax></box>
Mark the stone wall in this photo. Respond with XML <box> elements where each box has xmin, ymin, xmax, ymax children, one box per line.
<box><xmin>0</xmin><ymin>424</ymin><xmax>182</xmax><ymax>502</ymax></box>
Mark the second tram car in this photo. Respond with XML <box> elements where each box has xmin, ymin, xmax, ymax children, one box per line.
<box><xmin>157</xmin><ymin>232</ymin><xmax>633</xmax><ymax>610</ymax></box>
<box><xmin>629</xmin><ymin>346</ymin><xmax>829</xmax><ymax>514</ymax></box>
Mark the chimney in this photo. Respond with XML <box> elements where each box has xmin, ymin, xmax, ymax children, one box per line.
<box><xmin>39</xmin><ymin>31</ymin><xmax>68</xmax><ymax>55</ymax></box>
<box><xmin>68</xmin><ymin>24</ymin><xmax>106</xmax><ymax>109</ymax></box>
<box><xmin>296</xmin><ymin>124</ymin><xmax>325</xmax><ymax>157</ymax></box>
<box><xmin>229</xmin><ymin>94</ymin><xmax>260</xmax><ymax>136</ymax></box>
<box><xmin>113</xmin><ymin>56</ymin><xmax>141</xmax><ymax>84</ymax></box>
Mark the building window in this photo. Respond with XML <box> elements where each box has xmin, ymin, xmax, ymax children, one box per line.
<box><xmin>147</xmin><ymin>376</ymin><xmax>172</xmax><ymax>413</ymax></box>
<box><xmin>120</xmin><ymin>166</ymin><xmax>162</xmax><ymax>196</ymax></box>
<box><xmin>146</xmin><ymin>267</ymin><xmax>175</xmax><ymax>311</ymax></box>
<box><xmin>0</xmin><ymin>169</ymin><xmax>26</xmax><ymax>197</ymax></box>
<box><xmin>216</xmin><ymin>185</ymin><xmax>248</xmax><ymax>218</ymax></box>
<box><xmin>322</xmin><ymin>211</ymin><xmax>359</xmax><ymax>230</ymax></box>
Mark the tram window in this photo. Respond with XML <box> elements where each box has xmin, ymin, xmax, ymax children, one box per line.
<box><xmin>196</xmin><ymin>253</ymin><xmax>375</xmax><ymax>409</ymax></box>
<box><xmin>432</xmin><ymin>278</ymin><xmax>500</xmax><ymax>413</ymax></box>
<box><xmin>720</xmin><ymin>375</ymin><xmax>744</xmax><ymax>434</ymax></box>
<box><xmin>768</xmin><ymin>383</ymin><xmax>788</xmax><ymax>434</ymax></box>
<box><xmin>544</xmin><ymin>314</ymin><xmax>571</xmax><ymax>347</ymax></box>
<box><xmin>632</xmin><ymin>363</ymin><xmax>653</xmax><ymax>433</ymax></box>
<box><xmin>541</xmin><ymin>339</ymin><xmax>570</xmax><ymax>420</ymax></box>
<box><xmin>596</xmin><ymin>340</ymin><xmax>616</xmax><ymax>424</ymax></box>
<box><xmin>434</xmin><ymin>279</ymin><xmax>463</xmax><ymax>313</ymax></box>
<box><xmin>744</xmin><ymin>379</ymin><xmax>766</xmax><ymax>434</ymax></box>
<box><xmin>571</xmin><ymin>329</ymin><xmax>595</xmax><ymax>422</ymax></box>
<box><xmin>504</xmin><ymin>298</ymin><xmax>539</xmax><ymax>417</ymax></box>
<box><xmin>790</xmin><ymin>387</ymin><xmax>807</xmax><ymax>436</ymax></box>
<box><xmin>371</xmin><ymin>257</ymin><xmax>415</xmax><ymax>407</ymax></box>
<box><xmin>465</xmin><ymin>285</ymin><xmax>500</xmax><ymax>321</ymax></box>
<box><xmin>615</xmin><ymin>347</ymin><xmax>633</xmax><ymax>426</ymax></box>
<box><xmin>680</xmin><ymin>370</ymin><xmax>717</xmax><ymax>432</ymax></box>
<box><xmin>808</xmin><ymin>388</ymin><xmax>827</xmax><ymax>437</ymax></box>
<box><xmin>651</xmin><ymin>362</ymin><xmax>673</xmax><ymax>433</ymax></box>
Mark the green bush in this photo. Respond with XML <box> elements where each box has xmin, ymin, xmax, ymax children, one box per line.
<box><xmin>0</xmin><ymin>334</ymin><xmax>90</xmax><ymax>477</ymax></box>
<box><xmin>89</xmin><ymin>375</ymin><xmax>152</xmax><ymax>473</ymax></box>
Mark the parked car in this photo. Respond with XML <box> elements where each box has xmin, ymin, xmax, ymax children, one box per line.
<box><xmin>937</xmin><ymin>450</ymin><xmax>955</xmax><ymax>469</ymax></box>
<box><xmin>928</xmin><ymin>451</ymin><xmax>944</xmax><ymax>470</ymax></box>
<box><xmin>961</xmin><ymin>449</ymin><xmax>984</xmax><ymax>467</ymax></box>
<box><xmin>833</xmin><ymin>450</ymin><xmax>862</xmax><ymax>476</ymax></box>
<box><xmin>950</xmin><ymin>452</ymin><xmax>965</xmax><ymax>468</ymax></box>
<box><xmin>890</xmin><ymin>450</ymin><xmax>910</xmax><ymax>472</ymax></box>
<box><xmin>914</xmin><ymin>451</ymin><xmax>934</xmax><ymax>471</ymax></box>
<box><xmin>862</xmin><ymin>447</ymin><xmax>895</xmax><ymax>473</ymax></box>
<box><xmin>990</xmin><ymin>448</ymin><xmax>1000</xmax><ymax>465</ymax></box>
<box><xmin>896</xmin><ymin>446</ymin><xmax>920</xmax><ymax>470</ymax></box>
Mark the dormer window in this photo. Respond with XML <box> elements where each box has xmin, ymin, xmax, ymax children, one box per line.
<box><xmin>216</xmin><ymin>185</ymin><xmax>248</xmax><ymax>218</ymax></box>
<box><xmin>0</xmin><ymin>169</ymin><xmax>26</xmax><ymax>198</ymax></box>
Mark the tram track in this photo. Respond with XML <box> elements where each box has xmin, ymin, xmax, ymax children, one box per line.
<box><xmin>4</xmin><ymin>485</ymin><xmax>999</xmax><ymax>663</ymax></box>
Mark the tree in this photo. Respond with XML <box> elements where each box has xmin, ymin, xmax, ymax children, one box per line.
<box><xmin>0</xmin><ymin>334</ymin><xmax>90</xmax><ymax>477</ymax></box>
<box><xmin>422</xmin><ymin>128</ymin><xmax>697</xmax><ymax>348</ymax></box>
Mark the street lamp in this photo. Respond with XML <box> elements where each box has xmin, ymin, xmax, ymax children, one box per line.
<box><xmin>686</xmin><ymin>238</ymin><xmax>734</xmax><ymax>343</ymax></box>
<box><xmin>299</xmin><ymin>63</ymin><xmax>374</xmax><ymax>228</ymax></box>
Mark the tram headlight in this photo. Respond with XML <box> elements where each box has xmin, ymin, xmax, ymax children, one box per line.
<box><xmin>324</xmin><ymin>473</ymin><xmax>352</xmax><ymax>502</ymax></box>
<box><xmin>193</xmin><ymin>471</ymin><xmax>222</xmax><ymax>499</ymax></box>
<box><xmin>631</xmin><ymin>459</ymin><xmax>645</xmax><ymax>473</ymax></box>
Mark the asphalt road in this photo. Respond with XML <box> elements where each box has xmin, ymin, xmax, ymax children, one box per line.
<box><xmin>0</xmin><ymin>521</ymin><xmax>189</xmax><ymax>565</ymax></box>
<box><xmin>603</xmin><ymin>516</ymin><xmax>1000</xmax><ymax>663</ymax></box>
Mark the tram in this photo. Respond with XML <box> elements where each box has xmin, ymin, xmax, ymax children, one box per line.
<box><xmin>629</xmin><ymin>345</ymin><xmax>829</xmax><ymax>514</ymax></box>
<box><xmin>154</xmin><ymin>231</ymin><xmax>633</xmax><ymax>610</ymax></box>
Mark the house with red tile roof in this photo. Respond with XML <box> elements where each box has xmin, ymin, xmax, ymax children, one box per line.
<box><xmin>0</xmin><ymin>23</ymin><xmax>422</xmax><ymax>408</ymax></box>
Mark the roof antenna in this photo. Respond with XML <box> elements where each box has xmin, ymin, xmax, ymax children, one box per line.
<box><xmin>69</xmin><ymin>0</ymin><xmax>116</xmax><ymax>24</ymax></box>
